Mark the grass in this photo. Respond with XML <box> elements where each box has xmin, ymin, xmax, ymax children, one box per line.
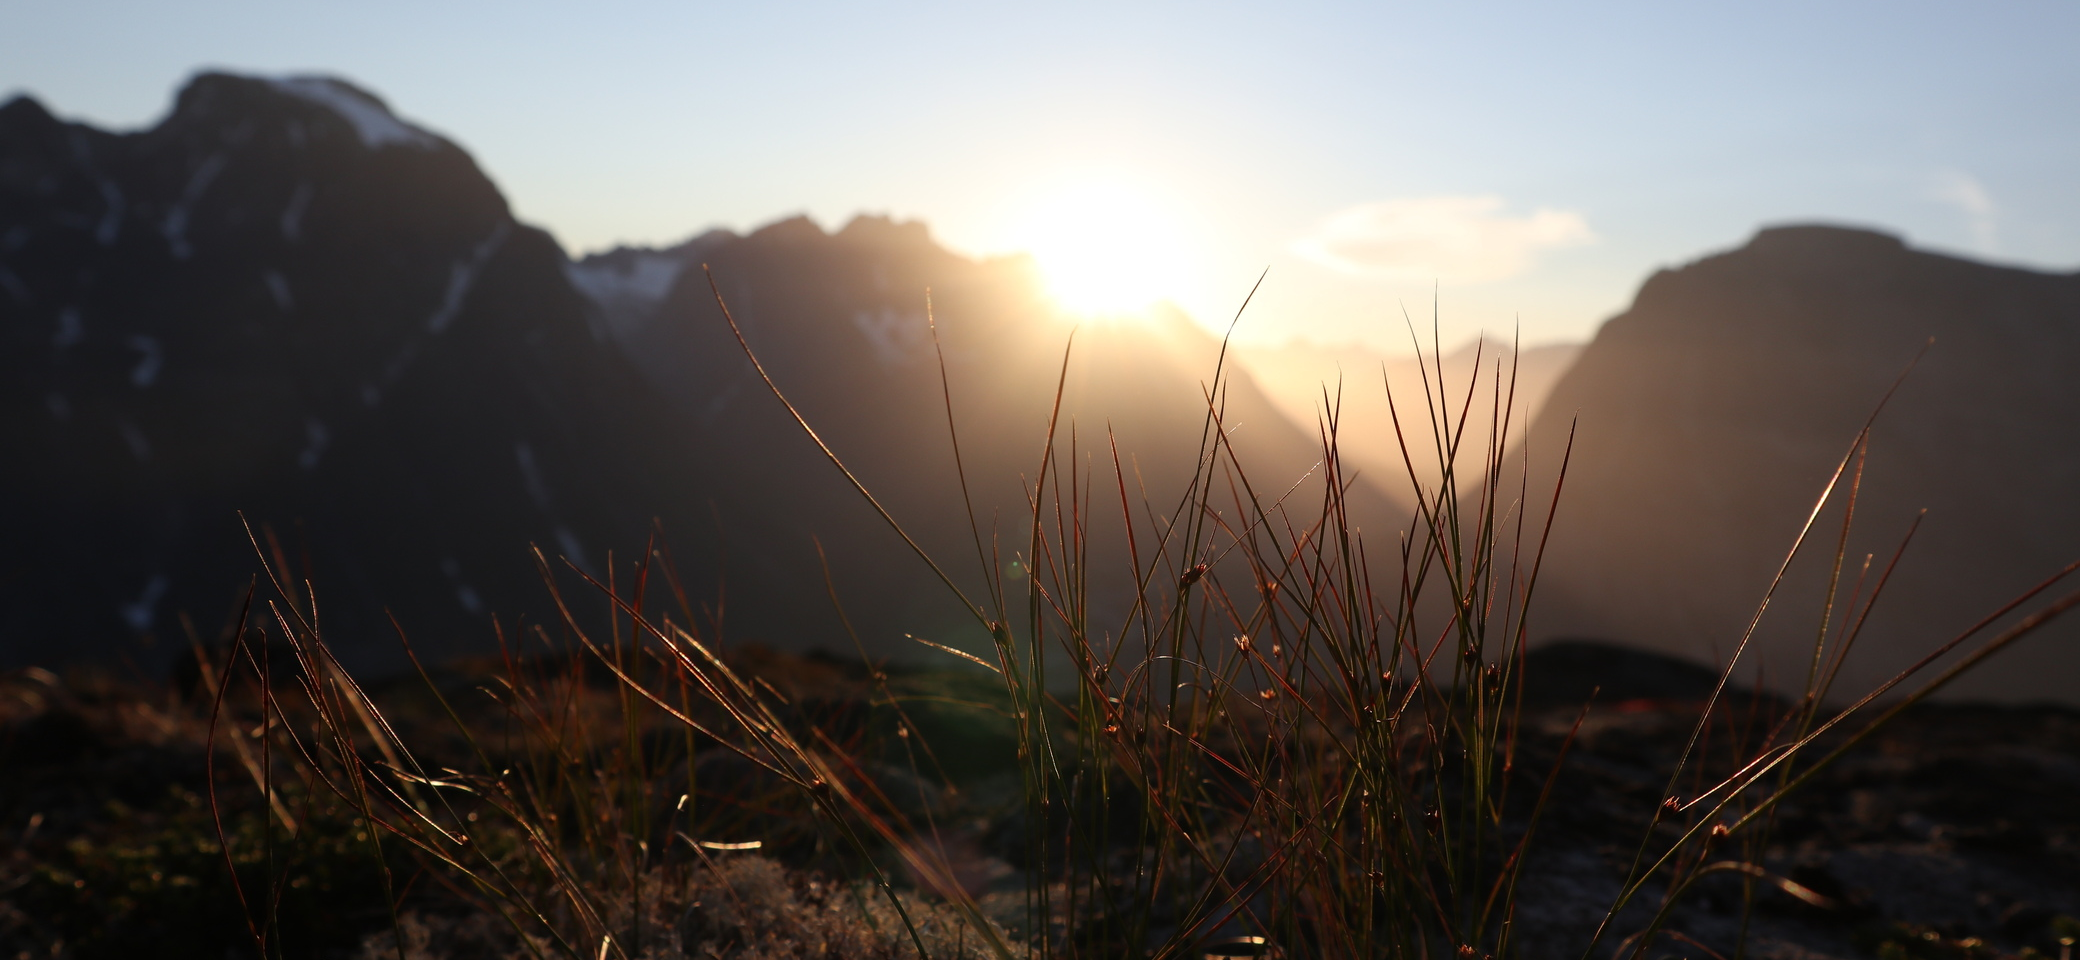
<box><xmin>6</xmin><ymin>292</ymin><xmax>2078</xmax><ymax>960</ymax></box>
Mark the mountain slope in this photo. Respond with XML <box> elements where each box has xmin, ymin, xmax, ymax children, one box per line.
<box><xmin>1</xmin><ymin>72</ymin><xmax>1404</xmax><ymax>674</ymax></box>
<box><xmin>0</xmin><ymin>74</ymin><xmax>707</xmax><ymax>670</ymax></box>
<box><xmin>569</xmin><ymin>215</ymin><xmax>1415</xmax><ymax>658</ymax></box>
<box><xmin>1500</xmin><ymin>225</ymin><xmax>2080</xmax><ymax>703</ymax></box>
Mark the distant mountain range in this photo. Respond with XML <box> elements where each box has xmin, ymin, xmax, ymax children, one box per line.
<box><xmin>1233</xmin><ymin>337</ymin><xmax>1581</xmax><ymax>494</ymax></box>
<box><xmin>0</xmin><ymin>73</ymin><xmax>1388</xmax><ymax>673</ymax></box>
<box><xmin>563</xmin><ymin>210</ymin><xmax>1405</xmax><ymax>664</ymax></box>
<box><xmin>4</xmin><ymin>74</ymin><xmax>2075</xmax><ymax>703</ymax></box>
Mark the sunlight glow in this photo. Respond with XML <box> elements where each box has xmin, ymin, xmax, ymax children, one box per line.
<box><xmin>1008</xmin><ymin>177</ymin><xmax>1196</xmax><ymax>316</ymax></box>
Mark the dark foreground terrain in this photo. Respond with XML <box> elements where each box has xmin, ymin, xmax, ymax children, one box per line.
<box><xmin>1510</xmin><ymin>646</ymin><xmax>2080</xmax><ymax>960</ymax></box>
<box><xmin>2</xmin><ymin>643</ymin><xmax>2075</xmax><ymax>960</ymax></box>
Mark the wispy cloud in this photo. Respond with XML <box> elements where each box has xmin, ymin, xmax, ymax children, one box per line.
<box><xmin>1929</xmin><ymin>171</ymin><xmax>1997</xmax><ymax>254</ymax></box>
<box><xmin>1292</xmin><ymin>195</ymin><xmax>1594</xmax><ymax>283</ymax></box>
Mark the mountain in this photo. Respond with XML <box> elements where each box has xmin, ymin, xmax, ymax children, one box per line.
<box><xmin>0</xmin><ymin>72</ymin><xmax>1398</xmax><ymax>674</ymax></box>
<box><xmin>1234</xmin><ymin>337</ymin><xmax>1581</xmax><ymax>495</ymax></box>
<box><xmin>1501</xmin><ymin>226</ymin><xmax>2080</xmax><ymax>703</ymax></box>
<box><xmin>40</xmin><ymin>75</ymin><xmax>2069</xmax><ymax>705</ymax></box>
<box><xmin>0</xmin><ymin>73</ymin><xmax>714</xmax><ymax>670</ymax></box>
<box><xmin>566</xmin><ymin>215</ymin><xmax>1413</xmax><ymax>657</ymax></box>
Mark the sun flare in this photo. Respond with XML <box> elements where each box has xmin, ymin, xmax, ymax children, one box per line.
<box><xmin>1010</xmin><ymin>177</ymin><xmax>1195</xmax><ymax>317</ymax></box>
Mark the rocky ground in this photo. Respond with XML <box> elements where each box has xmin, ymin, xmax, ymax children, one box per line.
<box><xmin>3</xmin><ymin>644</ymin><xmax>2075</xmax><ymax>960</ymax></box>
<box><xmin>1509</xmin><ymin>644</ymin><xmax>2080</xmax><ymax>960</ymax></box>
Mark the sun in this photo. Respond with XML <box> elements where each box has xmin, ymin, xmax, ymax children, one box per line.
<box><xmin>1009</xmin><ymin>177</ymin><xmax>1195</xmax><ymax>316</ymax></box>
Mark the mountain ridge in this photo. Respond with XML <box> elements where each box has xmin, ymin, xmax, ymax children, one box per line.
<box><xmin>1</xmin><ymin>72</ymin><xmax>1394</xmax><ymax>677</ymax></box>
<box><xmin>0</xmin><ymin>72</ymin><xmax>716</xmax><ymax>670</ymax></box>
<box><xmin>10</xmin><ymin>72</ymin><xmax>2076</xmax><ymax>705</ymax></box>
<box><xmin>1499</xmin><ymin>223</ymin><xmax>2080</xmax><ymax>704</ymax></box>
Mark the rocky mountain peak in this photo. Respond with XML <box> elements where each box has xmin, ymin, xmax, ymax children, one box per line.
<box><xmin>165</xmin><ymin>72</ymin><xmax>445</xmax><ymax>153</ymax></box>
<box><xmin>0</xmin><ymin>94</ymin><xmax>61</xmax><ymax>135</ymax></box>
<box><xmin>0</xmin><ymin>74</ymin><xmax>680</xmax><ymax>671</ymax></box>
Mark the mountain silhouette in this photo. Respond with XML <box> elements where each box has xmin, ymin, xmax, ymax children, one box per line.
<box><xmin>20</xmin><ymin>74</ymin><xmax>2068</xmax><ymax>703</ymax></box>
<box><xmin>568</xmin><ymin>213</ymin><xmax>1412</xmax><ymax>661</ymax></box>
<box><xmin>0</xmin><ymin>73</ymin><xmax>1395</xmax><ymax>674</ymax></box>
<box><xmin>0</xmin><ymin>73</ymin><xmax>720</xmax><ymax>670</ymax></box>
<box><xmin>1500</xmin><ymin>225</ymin><xmax>2080</xmax><ymax>703</ymax></box>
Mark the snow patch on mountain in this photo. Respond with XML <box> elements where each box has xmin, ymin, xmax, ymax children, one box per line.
<box><xmin>427</xmin><ymin>221</ymin><xmax>511</xmax><ymax>333</ymax></box>
<box><xmin>298</xmin><ymin>418</ymin><xmax>330</xmax><ymax>470</ymax></box>
<box><xmin>564</xmin><ymin>251</ymin><xmax>686</xmax><ymax>339</ymax></box>
<box><xmin>850</xmin><ymin>305</ymin><xmax>929</xmax><ymax>366</ymax></box>
<box><xmin>118</xmin><ymin>421</ymin><xmax>150</xmax><ymax>462</ymax></box>
<box><xmin>95</xmin><ymin>180</ymin><xmax>123</xmax><ymax>246</ymax></box>
<box><xmin>52</xmin><ymin>307</ymin><xmax>83</xmax><ymax>348</ymax></box>
<box><xmin>265</xmin><ymin>270</ymin><xmax>293</xmax><ymax>311</ymax></box>
<box><xmin>280</xmin><ymin>182</ymin><xmax>312</xmax><ymax>241</ymax></box>
<box><xmin>439</xmin><ymin>558</ymin><xmax>485</xmax><ymax>615</ymax></box>
<box><xmin>119</xmin><ymin>574</ymin><xmax>167</xmax><ymax>632</ymax></box>
<box><xmin>161</xmin><ymin>151</ymin><xmax>226</xmax><ymax>260</ymax></box>
<box><xmin>514</xmin><ymin>441</ymin><xmax>552</xmax><ymax>509</ymax></box>
<box><xmin>553</xmin><ymin>526</ymin><xmax>590</xmax><ymax>574</ymax></box>
<box><xmin>564</xmin><ymin>230</ymin><xmax>734</xmax><ymax>340</ymax></box>
<box><xmin>127</xmin><ymin>335</ymin><xmax>161</xmax><ymax>387</ymax></box>
<box><xmin>268</xmin><ymin>77</ymin><xmax>439</xmax><ymax>151</ymax></box>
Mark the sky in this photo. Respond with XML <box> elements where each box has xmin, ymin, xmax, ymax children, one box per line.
<box><xmin>5</xmin><ymin>1</ymin><xmax>2077</xmax><ymax>350</ymax></box>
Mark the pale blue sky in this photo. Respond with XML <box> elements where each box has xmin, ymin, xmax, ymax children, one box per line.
<box><xmin>6</xmin><ymin>1</ymin><xmax>2077</xmax><ymax>348</ymax></box>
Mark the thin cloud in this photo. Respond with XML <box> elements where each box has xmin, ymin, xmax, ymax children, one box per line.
<box><xmin>1292</xmin><ymin>195</ymin><xmax>1594</xmax><ymax>283</ymax></box>
<box><xmin>1929</xmin><ymin>170</ymin><xmax>1997</xmax><ymax>254</ymax></box>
